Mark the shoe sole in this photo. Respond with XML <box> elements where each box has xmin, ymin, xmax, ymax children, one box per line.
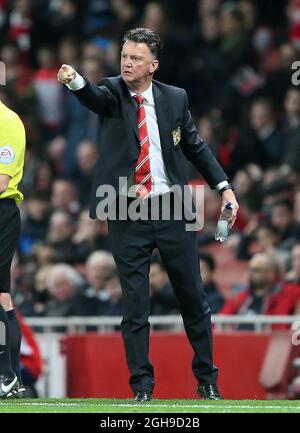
<box><xmin>6</xmin><ymin>387</ymin><xmax>26</xmax><ymax>399</ymax></box>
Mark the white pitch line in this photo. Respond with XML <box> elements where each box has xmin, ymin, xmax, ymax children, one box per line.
<box><xmin>96</xmin><ymin>404</ymin><xmax>299</xmax><ymax>410</ymax></box>
<box><xmin>0</xmin><ymin>402</ymin><xmax>81</xmax><ymax>407</ymax></box>
<box><xmin>1</xmin><ymin>402</ymin><xmax>300</xmax><ymax>410</ymax></box>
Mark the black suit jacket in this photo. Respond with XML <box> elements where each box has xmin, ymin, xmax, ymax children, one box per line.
<box><xmin>70</xmin><ymin>75</ymin><xmax>228</xmax><ymax>219</ymax></box>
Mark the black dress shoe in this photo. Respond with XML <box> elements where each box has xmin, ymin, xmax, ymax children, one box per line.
<box><xmin>6</xmin><ymin>381</ymin><xmax>26</xmax><ymax>398</ymax></box>
<box><xmin>134</xmin><ymin>390</ymin><xmax>152</xmax><ymax>402</ymax></box>
<box><xmin>197</xmin><ymin>384</ymin><xmax>223</xmax><ymax>400</ymax></box>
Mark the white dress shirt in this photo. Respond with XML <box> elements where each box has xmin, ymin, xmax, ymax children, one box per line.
<box><xmin>128</xmin><ymin>83</ymin><xmax>171</xmax><ymax>196</ymax></box>
<box><xmin>66</xmin><ymin>73</ymin><xmax>228</xmax><ymax>194</ymax></box>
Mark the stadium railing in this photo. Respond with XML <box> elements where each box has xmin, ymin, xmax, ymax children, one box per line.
<box><xmin>28</xmin><ymin>315</ymin><xmax>300</xmax><ymax>398</ymax></box>
<box><xmin>26</xmin><ymin>314</ymin><xmax>300</xmax><ymax>333</ymax></box>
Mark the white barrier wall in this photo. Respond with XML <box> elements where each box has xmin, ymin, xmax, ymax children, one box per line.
<box><xmin>35</xmin><ymin>334</ymin><xmax>66</xmax><ymax>398</ymax></box>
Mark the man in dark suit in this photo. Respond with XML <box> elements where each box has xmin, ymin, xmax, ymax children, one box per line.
<box><xmin>57</xmin><ymin>27</ymin><xmax>239</xmax><ymax>401</ymax></box>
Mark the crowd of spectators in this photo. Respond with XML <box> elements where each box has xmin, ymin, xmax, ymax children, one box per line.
<box><xmin>1</xmin><ymin>0</ymin><xmax>300</xmax><ymax>322</ymax></box>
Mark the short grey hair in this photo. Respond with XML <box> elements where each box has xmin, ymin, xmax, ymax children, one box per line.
<box><xmin>123</xmin><ymin>27</ymin><xmax>161</xmax><ymax>59</ymax></box>
<box><xmin>47</xmin><ymin>264</ymin><xmax>84</xmax><ymax>289</ymax></box>
<box><xmin>86</xmin><ymin>250</ymin><xmax>116</xmax><ymax>269</ymax></box>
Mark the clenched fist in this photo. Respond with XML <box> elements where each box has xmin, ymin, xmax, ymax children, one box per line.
<box><xmin>57</xmin><ymin>64</ymin><xmax>76</xmax><ymax>84</ymax></box>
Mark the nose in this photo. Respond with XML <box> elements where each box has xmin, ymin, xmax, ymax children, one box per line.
<box><xmin>123</xmin><ymin>59</ymin><xmax>132</xmax><ymax>68</ymax></box>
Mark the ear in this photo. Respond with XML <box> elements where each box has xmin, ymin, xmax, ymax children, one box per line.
<box><xmin>150</xmin><ymin>59</ymin><xmax>159</xmax><ymax>74</ymax></box>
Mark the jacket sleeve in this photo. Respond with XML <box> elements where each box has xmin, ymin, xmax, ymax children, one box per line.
<box><xmin>180</xmin><ymin>90</ymin><xmax>229</xmax><ymax>189</ymax></box>
<box><xmin>70</xmin><ymin>77</ymin><xmax>117</xmax><ymax>116</ymax></box>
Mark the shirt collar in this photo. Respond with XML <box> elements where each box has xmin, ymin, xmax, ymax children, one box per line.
<box><xmin>128</xmin><ymin>82</ymin><xmax>154</xmax><ymax>104</ymax></box>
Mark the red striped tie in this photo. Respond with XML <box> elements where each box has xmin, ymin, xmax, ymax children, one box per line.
<box><xmin>134</xmin><ymin>95</ymin><xmax>152</xmax><ymax>198</ymax></box>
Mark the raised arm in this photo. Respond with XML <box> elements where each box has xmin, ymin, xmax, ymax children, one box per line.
<box><xmin>57</xmin><ymin>64</ymin><xmax>117</xmax><ymax>115</ymax></box>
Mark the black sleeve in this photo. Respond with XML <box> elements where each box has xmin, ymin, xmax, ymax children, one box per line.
<box><xmin>69</xmin><ymin>78</ymin><xmax>117</xmax><ymax>116</ymax></box>
<box><xmin>180</xmin><ymin>90</ymin><xmax>229</xmax><ymax>189</ymax></box>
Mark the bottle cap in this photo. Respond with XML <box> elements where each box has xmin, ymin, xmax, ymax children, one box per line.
<box><xmin>225</xmin><ymin>202</ymin><xmax>233</xmax><ymax>210</ymax></box>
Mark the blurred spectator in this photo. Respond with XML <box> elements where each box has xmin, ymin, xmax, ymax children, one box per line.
<box><xmin>220</xmin><ymin>253</ymin><xmax>300</xmax><ymax>329</ymax></box>
<box><xmin>286</xmin><ymin>242</ymin><xmax>300</xmax><ymax>284</ymax></box>
<box><xmin>237</xmin><ymin>222</ymin><xmax>281</xmax><ymax>261</ymax></box>
<box><xmin>75</xmin><ymin>139</ymin><xmax>99</xmax><ymax>207</ymax></box>
<box><xmin>47</xmin><ymin>210</ymin><xmax>76</xmax><ymax>264</ymax></box>
<box><xmin>84</xmin><ymin>0</ymin><xmax>112</xmax><ymax>38</ymax></box>
<box><xmin>219</xmin><ymin>2</ymin><xmax>255</xmax><ymax>77</ymax></box>
<box><xmin>48</xmin><ymin>0</ymin><xmax>84</xmax><ymax>43</ymax></box>
<box><xmin>262</xmin><ymin>176</ymin><xmax>294</xmax><ymax>208</ymax></box>
<box><xmin>270</xmin><ymin>200</ymin><xmax>300</xmax><ymax>250</ymax></box>
<box><xmin>232</xmin><ymin>98</ymin><xmax>284</xmax><ymax>167</ymax></box>
<box><xmin>32</xmin><ymin>159</ymin><xmax>56</xmax><ymax>196</ymax></box>
<box><xmin>51</xmin><ymin>178</ymin><xmax>80</xmax><ymax>215</ymax></box>
<box><xmin>286</xmin><ymin>0</ymin><xmax>300</xmax><ymax>48</ymax></box>
<box><xmin>111</xmin><ymin>0</ymin><xmax>140</xmax><ymax>37</ymax></box>
<box><xmin>248</xmin><ymin>98</ymin><xmax>284</xmax><ymax>167</ymax></box>
<box><xmin>62</xmin><ymin>56</ymin><xmax>103</xmax><ymax>178</ymax></box>
<box><xmin>45</xmin><ymin>263</ymin><xmax>98</xmax><ymax>316</ymax></box>
<box><xmin>237</xmin><ymin>1</ymin><xmax>257</xmax><ymax>35</ymax></box>
<box><xmin>232</xmin><ymin>165</ymin><xmax>262</xmax><ymax>215</ymax></box>
<box><xmin>199</xmin><ymin>252</ymin><xmax>224</xmax><ymax>313</ymax></box>
<box><xmin>141</xmin><ymin>2</ymin><xmax>168</xmax><ymax>36</ymax></box>
<box><xmin>8</xmin><ymin>0</ymin><xmax>33</xmax><ymax>64</ymax></box>
<box><xmin>185</xmin><ymin>10</ymin><xmax>223</xmax><ymax>114</ymax></box>
<box><xmin>84</xmin><ymin>251</ymin><xmax>116</xmax><ymax>306</ymax></box>
<box><xmin>33</xmin><ymin>46</ymin><xmax>63</xmax><ymax>139</ymax></box>
<box><xmin>282</xmin><ymin>87</ymin><xmax>300</xmax><ymax>175</ymax></box>
<box><xmin>19</xmin><ymin>191</ymin><xmax>50</xmax><ymax>255</ymax></box>
<box><xmin>0</xmin><ymin>39</ymin><xmax>37</xmax><ymax>131</ymax></box>
<box><xmin>46</xmin><ymin>135</ymin><xmax>66</xmax><ymax>174</ymax></box>
<box><xmin>102</xmin><ymin>267</ymin><xmax>122</xmax><ymax>316</ymax></box>
<box><xmin>57</xmin><ymin>35</ymin><xmax>81</xmax><ymax>69</ymax></box>
<box><xmin>294</xmin><ymin>190</ymin><xmax>300</xmax><ymax>223</ymax></box>
<box><xmin>149</xmin><ymin>258</ymin><xmax>179</xmax><ymax>315</ymax></box>
<box><xmin>264</xmin><ymin>44</ymin><xmax>298</xmax><ymax>106</ymax></box>
<box><xmin>73</xmin><ymin>210</ymin><xmax>111</xmax><ymax>262</ymax></box>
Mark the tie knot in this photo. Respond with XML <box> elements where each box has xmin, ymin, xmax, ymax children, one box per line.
<box><xmin>134</xmin><ymin>95</ymin><xmax>144</xmax><ymax>106</ymax></box>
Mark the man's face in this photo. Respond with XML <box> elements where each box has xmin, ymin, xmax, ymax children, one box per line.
<box><xmin>285</xmin><ymin>90</ymin><xmax>300</xmax><ymax>117</ymax></box>
<box><xmin>271</xmin><ymin>204</ymin><xmax>293</xmax><ymax>231</ymax></box>
<box><xmin>50</xmin><ymin>273</ymin><xmax>75</xmax><ymax>303</ymax></box>
<box><xmin>248</xmin><ymin>256</ymin><xmax>276</xmax><ymax>290</ymax></box>
<box><xmin>86</xmin><ymin>262</ymin><xmax>112</xmax><ymax>291</ymax></box>
<box><xmin>250</xmin><ymin>103</ymin><xmax>272</xmax><ymax>132</ymax></box>
<box><xmin>120</xmin><ymin>40</ymin><xmax>158</xmax><ymax>86</ymax></box>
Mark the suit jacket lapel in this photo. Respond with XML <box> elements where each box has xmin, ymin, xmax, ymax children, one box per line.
<box><xmin>152</xmin><ymin>82</ymin><xmax>172</xmax><ymax>161</ymax></box>
<box><xmin>121</xmin><ymin>81</ymin><xmax>139</xmax><ymax>142</ymax></box>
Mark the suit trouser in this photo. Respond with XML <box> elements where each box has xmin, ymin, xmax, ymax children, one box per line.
<box><xmin>107</xmin><ymin>194</ymin><xmax>218</xmax><ymax>394</ymax></box>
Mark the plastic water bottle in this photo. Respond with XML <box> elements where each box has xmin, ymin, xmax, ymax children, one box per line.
<box><xmin>214</xmin><ymin>202</ymin><xmax>233</xmax><ymax>243</ymax></box>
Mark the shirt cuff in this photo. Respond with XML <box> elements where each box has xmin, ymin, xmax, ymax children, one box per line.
<box><xmin>65</xmin><ymin>72</ymin><xmax>86</xmax><ymax>91</ymax></box>
<box><xmin>215</xmin><ymin>181</ymin><xmax>229</xmax><ymax>191</ymax></box>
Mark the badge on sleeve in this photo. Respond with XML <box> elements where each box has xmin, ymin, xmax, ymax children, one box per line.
<box><xmin>0</xmin><ymin>145</ymin><xmax>15</xmax><ymax>164</ymax></box>
<box><xmin>171</xmin><ymin>126</ymin><xmax>181</xmax><ymax>147</ymax></box>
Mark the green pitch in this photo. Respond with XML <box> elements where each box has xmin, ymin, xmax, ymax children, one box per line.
<box><xmin>0</xmin><ymin>399</ymin><xmax>300</xmax><ymax>413</ymax></box>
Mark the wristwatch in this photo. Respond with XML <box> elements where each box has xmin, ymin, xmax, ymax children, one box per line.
<box><xmin>218</xmin><ymin>183</ymin><xmax>234</xmax><ymax>196</ymax></box>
